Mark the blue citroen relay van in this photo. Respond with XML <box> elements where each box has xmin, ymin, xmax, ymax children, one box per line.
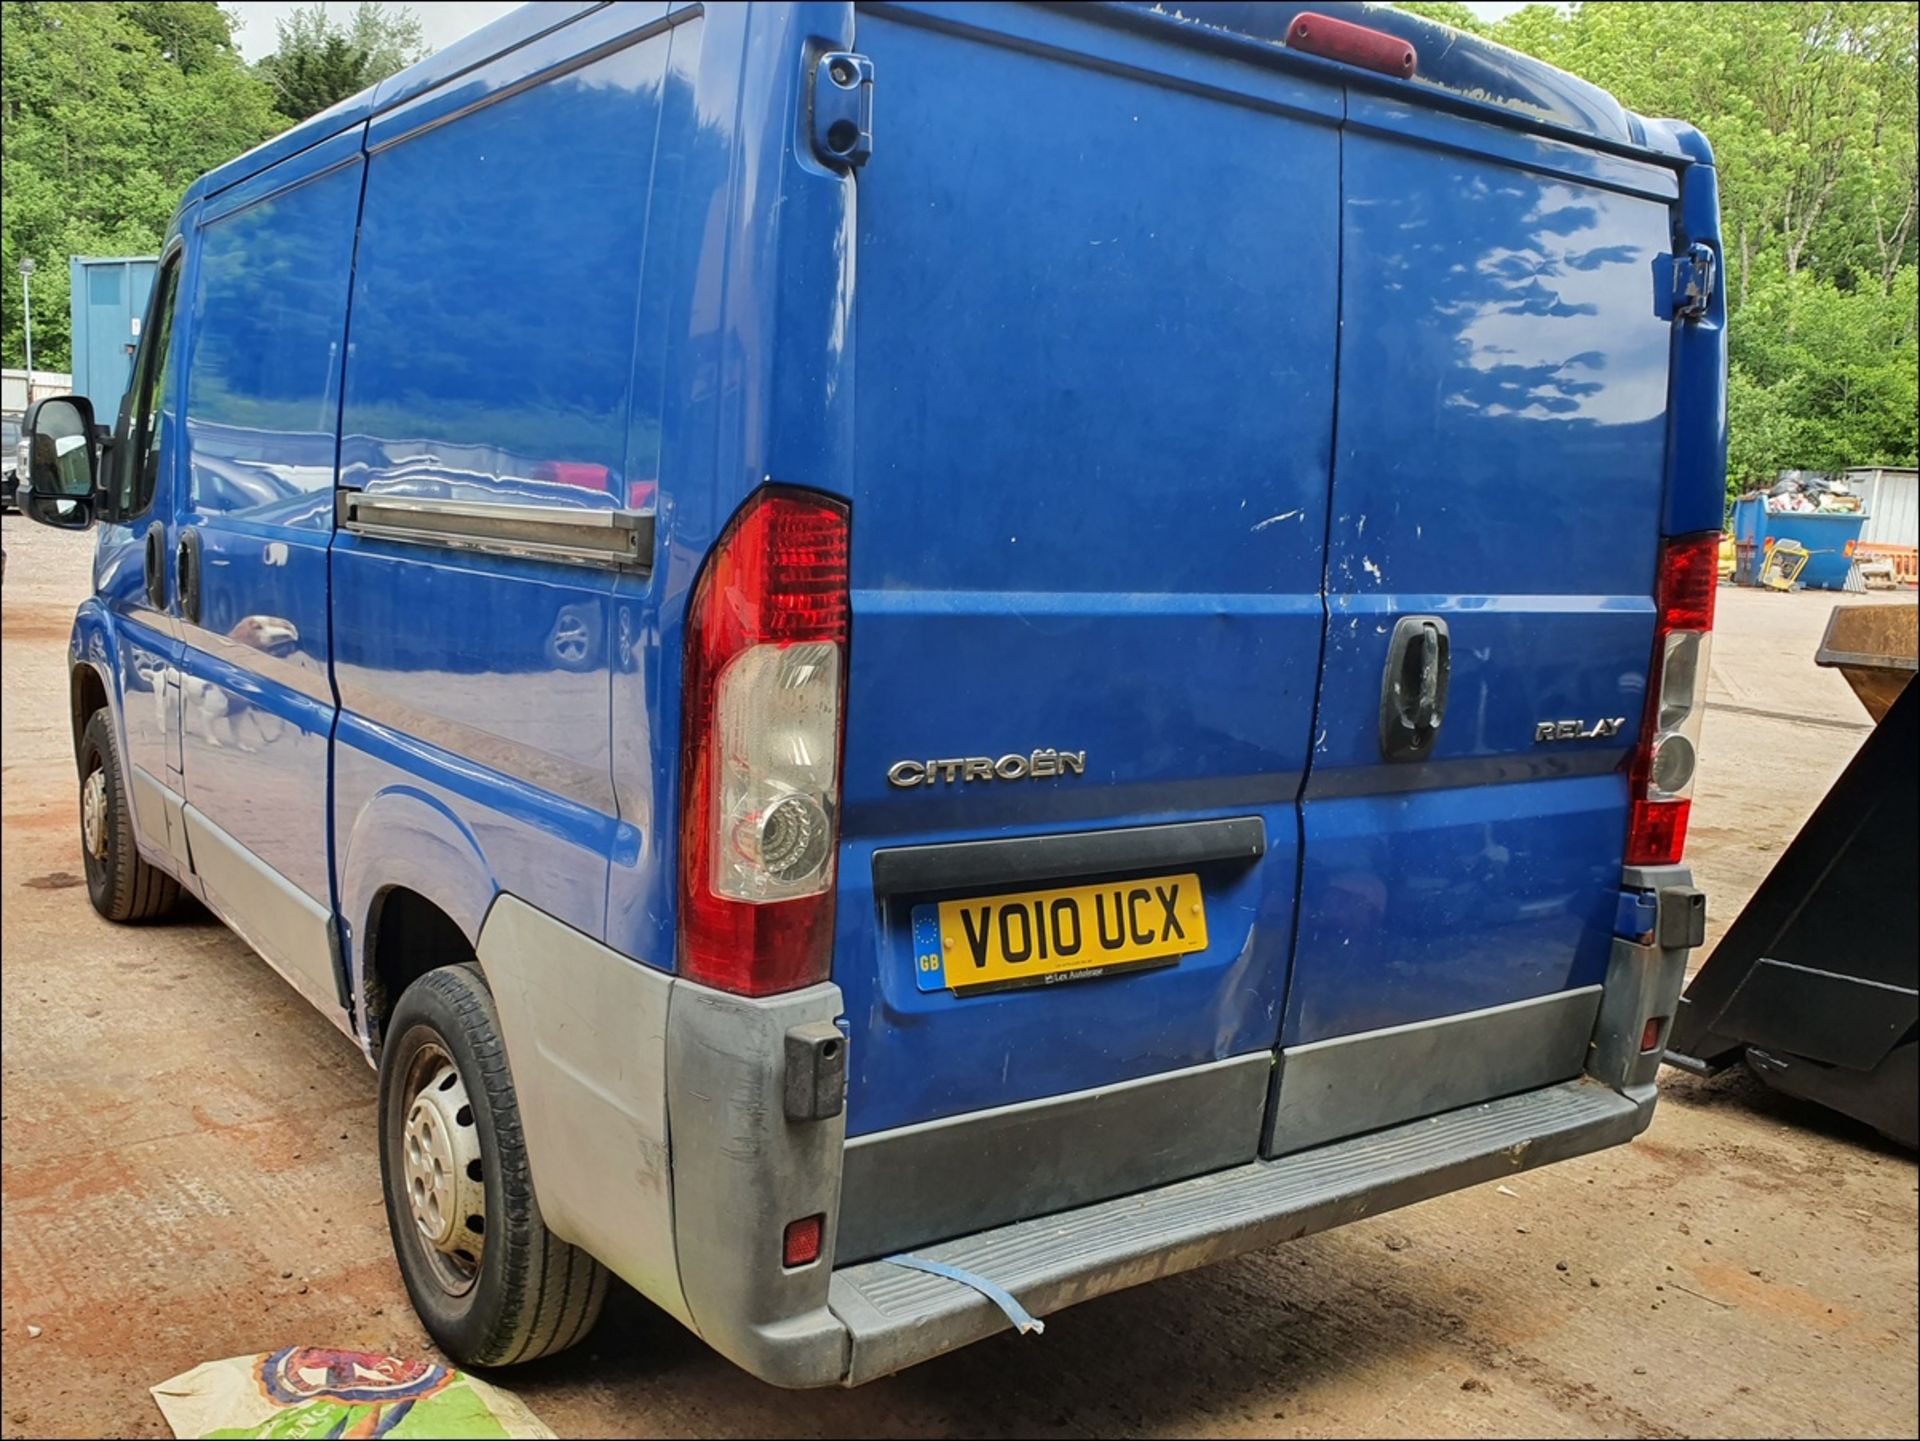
<box><xmin>20</xmin><ymin>1</ymin><xmax>1722</xmax><ymax>1385</ymax></box>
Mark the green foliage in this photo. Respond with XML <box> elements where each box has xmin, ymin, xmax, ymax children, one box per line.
<box><xmin>258</xmin><ymin>3</ymin><xmax>426</xmax><ymax>123</ymax></box>
<box><xmin>0</xmin><ymin>1</ymin><xmax>428</xmax><ymax>373</ymax></box>
<box><xmin>1727</xmin><ymin>266</ymin><xmax>1919</xmax><ymax>477</ymax></box>
<box><xmin>1</xmin><ymin>1</ymin><xmax>285</xmax><ymax>375</ymax></box>
<box><xmin>1444</xmin><ymin>2</ymin><xmax>1920</xmax><ymax>494</ymax></box>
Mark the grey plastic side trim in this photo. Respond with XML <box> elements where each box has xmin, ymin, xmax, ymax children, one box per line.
<box><xmin>181</xmin><ymin>803</ymin><xmax>342</xmax><ymax>1024</ymax></box>
<box><xmin>475</xmin><ymin>895</ymin><xmax>689</xmax><ymax>1325</ymax></box>
<box><xmin>828</xmin><ymin>1078</ymin><xmax>1642</xmax><ymax>1387</ymax></box>
<box><xmin>838</xmin><ymin>1053</ymin><xmax>1271</xmax><ymax>1264</ymax></box>
<box><xmin>1588</xmin><ymin>935</ymin><xmax>1688</xmax><ymax>1097</ymax></box>
<box><xmin>338</xmin><ymin>491</ymin><xmax>654</xmax><ymax>571</ymax></box>
<box><xmin>1621</xmin><ymin>862</ymin><xmax>1695</xmax><ymax>893</ymax></box>
<box><xmin>129</xmin><ymin>766</ymin><xmax>193</xmax><ymax>875</ymax></box>
<box><xmin>1265</xmin><ymin>986</ymin><xmax>1604</xmax><ymax>1157</ymax></box>
<box><xmin>871</xmin><ymin>816</ymin><xmax>1265</xmax><ymax>897</ymax></box>
<box><xmin>666</xmin><ymin>981</ymin><xmax>850</xmax><ymax>1387</ymax></box>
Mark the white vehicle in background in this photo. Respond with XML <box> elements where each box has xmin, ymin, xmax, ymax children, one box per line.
<box><xmin>3</xmin><ymin>412</ymin><xmax>22</xmax><ymax>513</ymax></box>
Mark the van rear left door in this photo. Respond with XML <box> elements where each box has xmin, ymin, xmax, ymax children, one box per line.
<box><xmin>833</xmin><ymin>3</ymin><xmax>1340</xmax><ymax>1254</ymax></box>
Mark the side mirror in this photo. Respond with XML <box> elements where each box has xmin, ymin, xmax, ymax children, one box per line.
<box><xmin>21</xmin><ymin>395</ymin><xmax>99</xmax><ymax>531</ymax></box>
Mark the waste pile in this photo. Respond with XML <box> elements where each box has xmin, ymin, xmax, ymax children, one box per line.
<box><xmin>1766</xmin><ymin>470</ymin><xmax>1864</xmax><ymax>514</ymax></box>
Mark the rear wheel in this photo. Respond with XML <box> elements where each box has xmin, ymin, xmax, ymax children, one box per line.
<box><xmin>378</xmin><ymin>963</ymin><xmax>608</xmax><ymax>1365</ymax></box>
<box><xmin>78</xmin><ymin>709</ymin><xmax>180</xmax><ymax>922</ymax></box>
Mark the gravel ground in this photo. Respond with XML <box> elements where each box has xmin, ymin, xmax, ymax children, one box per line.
<box><xmin>2</xmin><ymin>514</ymin><xmax>1915</xmax><ymax>1439</ymax></box>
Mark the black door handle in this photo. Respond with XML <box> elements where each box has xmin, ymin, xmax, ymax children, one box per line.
<box><xmin>177</xmin><ymin>528</ymin><xmax>202</xmax><ymax>626</ymax></box>
<box><xmin>1380</xmin><ymin>614</ymin><xmax>1450</xmax><ymax>763</ymax></box>
<box><xmin>143</xmin><ymin>522</ymin><xmax>167</xmax><ymax>610</ymax></box>
<box><xmin>1412</xmin><ymin>621</ymin><xmax>1441</xmax><ymax>730</ymax></box>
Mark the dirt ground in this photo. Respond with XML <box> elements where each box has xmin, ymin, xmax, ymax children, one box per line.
<box><xmin>3</xmin><ymin>514</ymin><xmax>1915</xmax><ymax>1439</ymax></box>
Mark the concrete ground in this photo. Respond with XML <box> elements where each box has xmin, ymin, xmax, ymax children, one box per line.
<box><xmin>2</xmin><ymin>514</ymin><xmax>1915</xmax><ymax>1439</ymax></box>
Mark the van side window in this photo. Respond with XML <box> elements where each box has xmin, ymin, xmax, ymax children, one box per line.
<box><xmin>340</xmin><ymin>34</ymin><xmax>671</xmax><ymax>516</ymax></box>
<box><xmin>121</xmin><ymin>257</ymin><xmax>182</xmax><ymax>518</ymax></box>
<box><xmin>185</xmin><ymin>167</ymin><xmax>360</xmax><ymax>523</ymax></box>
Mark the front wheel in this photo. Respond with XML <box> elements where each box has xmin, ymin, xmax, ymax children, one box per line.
<box><xmin>378</xmin><ymin>964</ymin><xmax>608</xmax><ymax>1365</ymax></box>
<box><xmin>78</xmin><ymin>709</ymin><xmax>180</xmax><ymax>922</ymax></box>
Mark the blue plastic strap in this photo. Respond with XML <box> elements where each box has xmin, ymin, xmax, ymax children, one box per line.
<box><xmin>882</xmin><ymin>1254</ymin><xmax>1046</xmax><ymax>1335</ymax></box>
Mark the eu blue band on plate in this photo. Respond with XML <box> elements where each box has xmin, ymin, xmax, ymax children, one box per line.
<box><xmin>911</xmin><ymin>905</ymin><xmax>946</xmax><ymax>992</ymax></box>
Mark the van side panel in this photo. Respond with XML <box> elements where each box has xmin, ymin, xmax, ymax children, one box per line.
<box><xmin>604</xmin><ymin>0</ymin><xmax>857</xmax><ymax>974</ymax></box>
<box><xmin>1281</xmin><ymin>109</ymin><xmax>1679</xmax><ymax>1052</ymax></box>
<box><xmin>604</xmin><ymin>7</ymin><xmax>719</xmax><ymax>971</ymax></box>
<box><xmin>330</xmin><ymin>9</ymin><xmax>677</xmax><ymax>953</ymax></box>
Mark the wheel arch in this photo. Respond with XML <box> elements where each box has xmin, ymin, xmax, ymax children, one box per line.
<box><xmin>71</xmin><ymin>662</ymin><xmax>111</xmax><ymax>768</ymax></box>
<box><xmin>69</xmin><ymin>600</ymin><xmax>121</xmax><ymax>768</ymax></box>
<box><xmin>340</xmin><ymin>786</ymin><xmax>500</xmax><ymax>1056</ymax></box>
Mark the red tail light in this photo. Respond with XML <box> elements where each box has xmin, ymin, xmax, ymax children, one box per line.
<box><xmin>679</xmin><ymin>487</ymin><xmax>850</xmax><ymax>996</ymax></box>
<box><xmin>1626</xmin><ymin>532</ymin><xmax>1719</xmax><ymax>866</ymax></box>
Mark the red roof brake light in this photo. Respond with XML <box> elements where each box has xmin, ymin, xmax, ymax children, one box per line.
<box><xmin>1285</xmin><ymin>12</ymin><xmax>1418</xmax><ymax>80</ymax></box>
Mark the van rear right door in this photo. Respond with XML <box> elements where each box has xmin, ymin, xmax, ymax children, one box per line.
<box><xmin>1271</xmin><ymin>98</ymin><xmax>1684</xmax><ymax>1152</ymax></box>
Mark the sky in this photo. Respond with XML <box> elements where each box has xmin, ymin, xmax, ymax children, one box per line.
<box><xmin>225</xmin><ymin>1</ymin><xmax>1534</xmax><ymax>65</ymax></box>
<box><xmin>227</xmin><ymin>1</ymin><xmax>526</xmax><ymax>63</ymax></box>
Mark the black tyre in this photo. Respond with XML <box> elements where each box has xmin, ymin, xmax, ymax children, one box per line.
<box><xmin>378</xmin><ymin>964</ymin><xmax>608</xmax><ymax>1365</ymax></box>
<box><xmin>78</xmin><ymin>709</ymin><xmax>180</xmax><ymax>922</ymax></box>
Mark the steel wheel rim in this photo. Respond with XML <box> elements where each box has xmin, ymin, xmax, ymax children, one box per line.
<box><xmin>81</xmin><ymin>766</ymin><xmax>109</xmax><ymax>862</ymax></box>
<box><xmin>400</xmin><ymin>1040</ymin><xmax>486</xmax><ymax>1296</ymax></box>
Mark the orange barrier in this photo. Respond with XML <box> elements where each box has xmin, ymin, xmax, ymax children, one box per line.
<box><xmin>1854</xmin><ymin>542</ymin><xmax>1919</xmax><ymax>588</ymax></box>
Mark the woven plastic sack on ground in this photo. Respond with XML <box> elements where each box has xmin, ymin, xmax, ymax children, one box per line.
<box><xmin>150</xmin><ymin>1347</ymin><xmax>554</xmax><ymax>1439</ymax></box>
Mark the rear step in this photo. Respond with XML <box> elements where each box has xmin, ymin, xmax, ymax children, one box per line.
<box><xmin>828</xmin><ymin>1079</ymin><xmax>1647</xmax><ymax>1385</ymax></box>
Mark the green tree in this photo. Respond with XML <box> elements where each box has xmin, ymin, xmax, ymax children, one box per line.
<box><xmin>1</xmin><ymin>1</ymin><xmax>284</xmax><ymax>373</ymax></box>
<box><xmin>1432</xmin><ymin>1</ymin><xmax>1920</xmax><ymax>495</ymax></box>
<box><xmin>258</xmin><ymin>3</ymin><xmax>426</xmax><ymax>123</ymax></box>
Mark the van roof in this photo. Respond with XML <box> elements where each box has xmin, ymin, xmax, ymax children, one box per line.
<box><xmin>184</xmin><ymin>0</ymin><xmax>1705</xmax><ymax>208</ymax></box>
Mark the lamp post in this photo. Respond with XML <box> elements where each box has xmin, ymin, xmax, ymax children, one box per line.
<box><xmin>18</xmin><ymin>257</ymin><xmax>35</xmax><ymax>404</ymax></box>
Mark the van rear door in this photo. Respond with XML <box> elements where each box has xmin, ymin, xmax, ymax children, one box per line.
<box><xmin>1270</xmin><ymin>100</ymin><xmax>1684</xmax><ymax>1151</ymax></box>
<box><xmin>834</xmin><ymin>3</ymin><xmax>1339</xmax><ymax>1236</ymax></box>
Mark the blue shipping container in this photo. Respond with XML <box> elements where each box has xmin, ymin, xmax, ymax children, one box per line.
<box><xmin>68</xmin><ymin>255</ymin><xmax>158</xmax><ymax>418</ymax></box>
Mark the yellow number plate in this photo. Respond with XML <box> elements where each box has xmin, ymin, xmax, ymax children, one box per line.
<box><xmin>914</xmin><ymin>872</ymin><xmax>1208</xmax><ymax>995</ymax></box>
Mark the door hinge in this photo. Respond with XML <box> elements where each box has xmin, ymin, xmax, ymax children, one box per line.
<box><xmin>1670</xmin><ymin>241</ymin><xmax>1716</xmax><ymax>320</ymax></box>
<box><xmin>811</xmin><ymin>51</ymin><xmax>874</xmax><ymax>169</ymax></box>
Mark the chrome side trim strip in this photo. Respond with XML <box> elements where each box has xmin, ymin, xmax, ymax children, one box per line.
<box><xmin>337</xmin><ymin>491</ymin><xmax>654</xmax><ymax>570</ymax></box>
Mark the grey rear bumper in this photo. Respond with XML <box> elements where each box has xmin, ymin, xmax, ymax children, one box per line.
<box><xmin>482</xmin><ymin>884</ymin><xmax>1694</xmax><ymax>1390</ymax></box>
<box><xmin>820</xmin><ymin>1077</ymin><xmax>1649</xmax><ymax>1386</ymax></box>
<box><xmin>689</xmin><ymin>927</ymin><xmax>1686</xmax><ymax>1387</ymax></box>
